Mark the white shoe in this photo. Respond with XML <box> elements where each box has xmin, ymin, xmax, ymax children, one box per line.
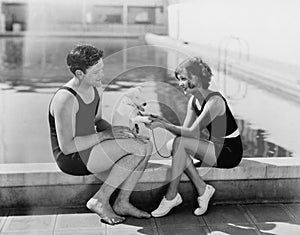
<box><xmin>151</xmin><ymin>193</ymin><xmax>183</xmax><ymax>217</ymax></box>
<box><xmin>194</xmin><ymin>184</ymin><xmax>215</xmax><ymax>216</ymax></box>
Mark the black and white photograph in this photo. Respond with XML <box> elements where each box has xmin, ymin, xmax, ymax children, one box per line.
<box><xmin>0</xmin><ymin>0</ymin><xmax>299</xmax><ymax>234</ymax></box>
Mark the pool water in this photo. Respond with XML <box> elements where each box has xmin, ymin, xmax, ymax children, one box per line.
<box><xmin>0</xmin><ymin>37</ymin><xmax>298</xmax><ymax>164</ymax></box>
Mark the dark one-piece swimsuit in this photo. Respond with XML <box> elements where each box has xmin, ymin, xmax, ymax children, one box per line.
<box><xmin>48</xmin><ymin>86</ymin><xmax>100</xmax><ymax>176</ymax></box>
<box><xmin>192</xmin><ymin>92</ymin><xmax>243</xmax><ymax>168</ymax></box>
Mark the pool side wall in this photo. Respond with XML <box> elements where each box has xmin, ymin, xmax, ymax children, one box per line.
<box><xmin>1</xmin><ymin>158</ymin><xmax>300</xmax><ymax>209</ymax></box>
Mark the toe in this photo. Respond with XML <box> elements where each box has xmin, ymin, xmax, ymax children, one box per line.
<box><xmin>141</xmin><ymin>212</ymin><xmax>151</xmax><ymax>218</ymax></box>
<box><xmin>117</xmin><ymin>216</ymin><xmax>126</xmax><ymax>222</ymax></box>
<box><xmin>100</xmin><ymin>218</ymin><xmax>114</xmax><ymax>225</ymax></box>
<box><xmin>112</xmin><ymin>217</ymin><xmax>125</xmax><ymax>224</ymax></box>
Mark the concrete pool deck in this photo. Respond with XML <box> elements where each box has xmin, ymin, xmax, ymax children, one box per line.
<box><xmin>1</xmin><ymin>157</ymin><xmax>300</xmax><ymax>234</ymax></box>
<box><xmin>1</xmin><ymin>157</ymin><xmax>300</xmax><ymax>209</ymax></box>
<box><xmin>1</xmin><ymin>202</ymin><xmax>300</xmax><ymax>234</ymax></box>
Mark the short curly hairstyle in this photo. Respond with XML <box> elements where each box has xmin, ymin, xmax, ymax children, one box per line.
<box><xmin>175</xmin><ymin>57</ymin><xmax>213</xmax><ymax>89</ymax></box>
<box><xmin>66</xmin><ymin>44</ymin><xmax>103</xmax><ymax>75</ymax></box>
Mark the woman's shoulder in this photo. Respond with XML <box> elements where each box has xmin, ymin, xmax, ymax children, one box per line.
<box><xmin>207</xmin><ymin>91</ymin><xmax>225</xmax><ymax>102</ymax></box>
<box><xmin>206</xmin><ymin>92</ymin><xmax>226</xmax><ymax>115</ymax></box>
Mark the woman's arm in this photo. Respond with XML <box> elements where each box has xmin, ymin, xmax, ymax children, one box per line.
<box><xmin>148</xmin><ymin>96</ymin><xmax>197</xmax><ymax>137</ymax></box>
<box><xmin>152</xmin><ymin>96</ymin><xmax>225</xmax><ymax>138</ymax></box>
<box><xmin>182</xmin><ymin>96</ymin><xmax>196</xmax><ymax>128</ymax></box>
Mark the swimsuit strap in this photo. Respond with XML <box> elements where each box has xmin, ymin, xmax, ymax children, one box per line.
<box><xmin>49</xmin><ymin>86</ymin><xmax>99</xmax><ymax>116</ymax></box>
<box><xmin>191</xmin><ymin>92</ymin><xmax>222</xmax><ymax>115</ymax></box>
<box><xmin>59</xmin><ymin>86</ymin><xmax>78</xmax><ymax>97</ymax></box>
<box><xmin>203</xmin><ymin>92</ymin><xmax>224</xmax><ymax>105</ymax></box>
<box><xmin>59</xmin><ymin>86</ymin><xmax>99</xmax><ymax>115</ymax></box>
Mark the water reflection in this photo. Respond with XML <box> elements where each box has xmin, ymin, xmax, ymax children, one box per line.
<box><xmin>1</xmin><ymin>38</ymin><xmax>24</xmax><ymax>70</ymax></box>
<box><xmin>237</xmin><ymin>119</ymin><xmax>293</xmax><ymax>158</ymax></box>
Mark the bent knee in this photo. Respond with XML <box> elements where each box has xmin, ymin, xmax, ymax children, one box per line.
<box><xmin>173</xmin><ymin>136</ymin><xmax>185</xmax><ymax>149</ymax></box>
<box><xmin>171</xmin><ymin>136</ymin><xmax>188</xmax><ymax>156</ymax></box>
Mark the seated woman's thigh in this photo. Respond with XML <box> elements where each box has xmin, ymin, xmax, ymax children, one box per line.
<box><xmin>176</xmin><ymin>137</ymin><xmax>217</xmax><ymax>166</ymax></box>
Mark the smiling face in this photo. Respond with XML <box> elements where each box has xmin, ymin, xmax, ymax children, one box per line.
<box><xmin>80</xmin><ymin>58</ymin><xmax>104</xmax><ymax>87</ymax></box>
<box><xmin>175</xmin><ymin>57</ymin><xmax>214</xmax><ymax>94</ymax></box>
<box><xmin>175</xmin><ymin>68</ymin><xmax>198</xmax><ymax>94</ymax></box>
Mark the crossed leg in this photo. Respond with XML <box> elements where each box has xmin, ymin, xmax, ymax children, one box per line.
<box><xmin>86</xmin><ymin>137</ymin><xmax>152</xmax><ymax>224</ymax></box>
<box><xmin>165</xmin><ymin>136</ymin><xmax>217</xmax><ymax>200</ymax></box>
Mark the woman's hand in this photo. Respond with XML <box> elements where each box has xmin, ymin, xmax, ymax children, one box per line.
<box><xmin>145</xmin><ymin>121</ymin><xmax>164</xmax><ymax>130</ymax></box>
<box><xmin>141</xmin><ymin>114</ymin><xmax>169</xmax><ymax>130</ymax></box>
<box><xmin>144</xmin><ymin>114</ymin><xmax>167</xmax><ymax>130</ymax></box>
<box><xmin>149</xmin><ymin>114</ymin><xmax>169</xmax><ymax>123</ymax></box>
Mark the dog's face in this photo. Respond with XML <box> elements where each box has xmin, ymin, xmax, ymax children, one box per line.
<box><xmin>124</xmin><ymin>87</ymin><xmax>147</xmax><ymax>112</ymax></box>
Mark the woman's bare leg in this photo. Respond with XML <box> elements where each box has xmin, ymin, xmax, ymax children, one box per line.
<box><xmin>166</xmin><ymin>138</ymin><xmax>210</xmax><ymax>196</ymax></box>
<box><xmin>165</xmin><ymin>136</ymin><xmax>216</xmax><ymax>200</ymax></box>
<box><xmin>86</xmin><ymin>138</ymin><xmax>151</xmax><ymax>222</ymax></box>
<box><xmin>184</xmin><ymin>156</ymin><xmax>207</xmax><ymax>196</ymax></box>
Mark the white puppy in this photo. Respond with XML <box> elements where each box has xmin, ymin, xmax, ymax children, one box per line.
<box><xmin>112</xmin><ymin>87</ymin><xmax>151</xmax><ymax>135</ymax></box>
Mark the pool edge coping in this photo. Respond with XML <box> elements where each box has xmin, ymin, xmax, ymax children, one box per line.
<box><xmin>0</xmin><ymin>157</ymin><xmax>299</xmax><ymax>187</ymax></box>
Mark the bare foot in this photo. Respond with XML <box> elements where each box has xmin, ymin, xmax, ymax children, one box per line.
<box><xmin>86</xmin><ymin>198</ymin><xmax>125</xmax><ymax>225</ymax></box>
<box><xmin>113</xmin><ymin>199</ymin><xmax>151</xmax><ymax>218</ymax></box>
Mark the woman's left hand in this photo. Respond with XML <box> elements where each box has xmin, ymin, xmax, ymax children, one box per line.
<box><xmin>145</xmin><ymin>121</ymin><xmax>164</xmax><ymax>130</ymax></box>
<box><xmin>141</xmin><ymin>114</ymin><xmax>168</xmax><ymax>130</ymax></box>
<box><xmin>148</xmin><ymin>114</ymin><xmax>169</xmax><ymax>123</ymax></box>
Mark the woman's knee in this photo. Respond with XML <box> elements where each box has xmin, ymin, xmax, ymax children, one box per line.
<box><xmin>171</xmin><ymin>136</ymin><xmax>187</xmax><ymax>156</ymax></box>
<box><xmin>172</xmin><ymin>136</ymin><xmax>185</xmax><ymax>150</ymax></box>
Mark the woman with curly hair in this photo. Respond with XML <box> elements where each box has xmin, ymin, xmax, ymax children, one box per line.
<box><xmin>148</xmin><ymin>57</ymin><xmax>243</xmax><ymax>217</ymax></box>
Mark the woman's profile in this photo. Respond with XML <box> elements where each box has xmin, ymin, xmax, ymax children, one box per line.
<box><xmin>147</xmin><ymin>57</ymin><xmax>243</xmax><ymax>217</ymax></box>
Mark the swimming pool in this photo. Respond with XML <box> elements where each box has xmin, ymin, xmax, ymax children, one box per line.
<box><xmin>0</xmin><ymin>37</ymin><xmax>298</xmax><ymax>164</ymax></box>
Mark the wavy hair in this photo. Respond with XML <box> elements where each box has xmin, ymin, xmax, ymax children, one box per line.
<box><xmin>175</xmin><ymin>57</ymin><xmax>213</xmax><ymax>89</ymax></box>
<box><xmin>66</xmin><ymin>44</ymin><xmax>103</xmax><ymax>75</ymax></box>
